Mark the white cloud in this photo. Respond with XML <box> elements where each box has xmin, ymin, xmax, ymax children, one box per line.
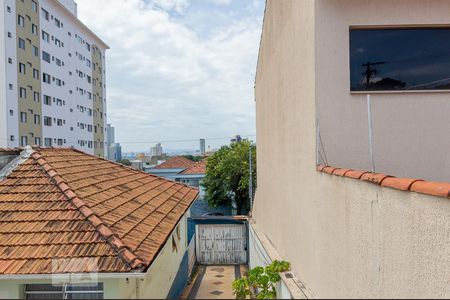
<box><xmin>76</xmin><ymin>0</ymin><xmax>264</xmax><ymax>152</ymax></box>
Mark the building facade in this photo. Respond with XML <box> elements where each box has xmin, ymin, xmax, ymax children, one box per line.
<box><xmin>150</xmin><ymin>143</ymin><xmax>162</xmax><ymax>157</ymax></box>
<box><xmin>251</xmin><ymin>1</ymin><xmax>450</xmax><ymax>298</ymax></box>
<box><xmin>199</xmin><ymin>139</ymin><xmax>205</xmax><ymax>155</ymax></box>
<box><xmin>0</xmin><ymin>0</ymin><xmax>109</xmax><ymax>157</ymax></box>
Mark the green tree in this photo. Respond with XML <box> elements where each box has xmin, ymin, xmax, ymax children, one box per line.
<box><xmin>202</xmin><ymin>140</ymin><xmax>256</xmax><ymax>215</ymax></box>
<box><xmin>181</xmin><ymin>155</ymin><xmax>205</xmax><ymax>162</ymax></box>
<box><xmin>118</xmin><ymin>159</ymin><xmax>131</xmax><ymax>166</ymax></box>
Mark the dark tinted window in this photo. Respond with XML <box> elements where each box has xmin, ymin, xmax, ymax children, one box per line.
<box><xmin>350</xmin><ymin>28</ymin><xmax>450</xmax><ymax>91</ymax></box>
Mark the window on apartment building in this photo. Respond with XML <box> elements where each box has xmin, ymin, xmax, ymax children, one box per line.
<box><xmin>55</xmin><ymin>78</ymin><xmax>62</xmax><ymax>86</ymax></box>
<box><xmin>55</xmin><ymin>58</ymin><xmax>62</xmax><ymax>67</ymax></box>
<box><xmin>31</xmin><ymin>24</ymin><xmax>38</xmax><ymax>36</ymax></box>
<box><xmin>8</xmin><ymin>32</ymin><xmax>12</xmax><ymax>38</ymax></box>
<box><xmin>21</xmin><ymin>136</ymin><xmax>27</xmax><ymax>147</ymax></box>
<box><xmin>20</xmin><ymin>112</ymin><xmax>27</xmax><ymax>123</ymax></box>
<box><xmin>43</xmin><ymin>116</ymin><xmax>52</xmax><ymax>126</ymax></box>
<box><xmin>31</xmin><ymin>1</ymin><xmax>38</xmax><ymax>13</ymax></box>
<box><xmin>9</xmin><ymin>110</ymin><xmax>13</xmax><ymax>116</ymax></box>
<box><xmin>57</xmin><ymin>119</ymin><xmax>63</xmax><ymax>126</ymax></box>
<box><xmin>57</xmin><ymin>139</ymin><xmax>63</xmax><ymax>146</ymax></box>
<box><xmin>19</xmin><ymin>63</ymin><xmax>26</xmax><ymax>74</ymax></box>
<box><xmin>8</xmin><ymin>58</ymin><xmax>12</xmax><ymax>64</ymax></box>
<box><xmin>7</xmin><ymin>6</ymin><xmax>11</xmax><ymax>13</ymax></box>
<box><xmin>33</xmin><ymin>69</ymin><xmax>39</xmax><ymax>80</ymax></box>
<box><xmin>41</xmin><ymin>30</ymin><xmax>50</xmax><ymax>43</ymax></box>
<box><xmin>19</xmin><ymin>87</ymin><xmax>26</xmax><ymax>98</ymax></box>
<box><xmin>18</xmin><ymin>15</ymin><xmax>25</xmax><ymax>27</ymax></box>
<box><xmin>18</xmin><ymin>38</ymin><xmax>25</xmax><ymax>50</ymax></box>
<box><xmin>42</xmin><ymin>51</ymin><xmax>50</xmax><ymax>63</ymax></box>
<box><xmin>44</xmin><ymin>138</ymin><xmax>52</xmax><ymax>147</ymax></box>
<box><xmin>10</xmin><ymin>135</ymin><xmax>15</xmax><ymax>141</ymax></box>
<box><xmin>33</xmin><ymin>92</ymin><xmax>39</xmax><ymax>102</ymax></box>
<box><xmin>55</xmin><ymin>38</ymin><xmax>61</xmax><ymax>47</ymax></box>
<box><xmin>34</xmin><ymin>137</ymin><xmax>41</xmax><ymax>146</ymax></box>
<box><xmin>350</xmin><ymin>27</ymin><xmax>450</xmax><ymax>91</ymax></box>
<box><xmin>32</xmin><ymin>45</ymin><xmax>39</xmax><ymax>57</ymax></box>
<box><xmin>43</xmin><ymin>73</ymin><xmax>51</xmax><ymax>84</ymax></box>
<box><xmin>41</xmin><ymin>8</ymin><xmax>49</xmax><ymax>20</ymax></box>
<box><xmin>43</xmin><ymin>95</ymin><xmax>51</xmax><ymax>105</ymax></box>
<box><xmin>34</xmin><ymin>114</ymin><xmax>40</xmax><ymax>125</ymax></box>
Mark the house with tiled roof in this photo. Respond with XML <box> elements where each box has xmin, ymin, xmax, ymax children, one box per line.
<box><xmin>174</xmin><ymin>160</ymin><xmax>207</xmax><ymax>200</ymax></box>
<box><xmin>0</xmin><ymin>147</ymin><xmax>198</xmax><ymax>299</ymax></box>
<box><xmin>146</xmin><ymin>156</ymin><xmax>195</xmax><ymax>181</ymax></box>
<box><xmin>251</xmin><ymin>1</ymin><xmax>450</xmax><ymax>299</ymax></box>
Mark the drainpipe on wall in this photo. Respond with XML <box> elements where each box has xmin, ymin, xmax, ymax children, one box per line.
<box><xmin>367</xmin><ymin>94</ymin><xmax>375</xmax><ymax>173</ymax></box>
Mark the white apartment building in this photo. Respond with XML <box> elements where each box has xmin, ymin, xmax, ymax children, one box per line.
<box><xmin>0</xmin><ymin>0</ymin><xmax>109</xmax><ymax>157</ymax></box>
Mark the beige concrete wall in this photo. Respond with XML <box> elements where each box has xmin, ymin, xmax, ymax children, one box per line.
<box><xmin>16</xmin><ymin>0</ymin><xmax>42</xmax><ymax>146</ymax></box>
<box><xmin>253</xmin><ymin>0</ymin><xmax>450</xmax><ymax>298</ymax></box>
<box><xmin>314</xmin><ymin>0</ymin><xmax>450</xmax><ymax>182</ymax></box>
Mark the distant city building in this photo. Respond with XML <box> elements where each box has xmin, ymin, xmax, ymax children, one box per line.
<box><xmin>130</xmin><ymin>160</ymin><xmax>143</xmax><ymax>171</ymax></box>
<box><xmin>136</xmin><ymin>153</ymin><xmax>146</xmax><ymax>160</ymax></box>
<box><xmin>199</xmin><ymin>139</ymin><xmax>206</xmax><ymax>155</ymax></box>
<box><xmin>108</xmin><ymin>143</ymin><xmax>122</xmax><ymax>162</ymax></box>
<box><xmin>150</xmin><ymin>143</ymin><xmax>163</xmax><ymax>157</ymax></box>
<box><xmin>106</xmin><ymin>124</ymin><xmax>121</xmax><ymax>161</ymax></box>
<box><xmin>107</xmin><ymin>124</ymin><xmax>115</xmax><ymax>145</ymax></box>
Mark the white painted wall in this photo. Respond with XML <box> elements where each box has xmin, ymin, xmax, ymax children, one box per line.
<box><xmin>0</xmin><ymin>1</ymin><xmax>7</xmax><ymax>148</ymax></box>
<box><xmin>57</xmin><ymin>0</ymin><xmax>77</xmax><ymax>17</ymax></box>
<box><xmin>2</xmin><ymin>0</ymin><xmax>19</xmax><ymax>148</ymax></box>
<box><xmin>38</xmin><ymin>0</ymin><xmax>107</xmax><ymax>154</ymax></box>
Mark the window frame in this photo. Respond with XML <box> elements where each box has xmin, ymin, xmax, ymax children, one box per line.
<box><xmin>349</xmin><ymin>24</ymin><xmax>450</xmax><ymax>94</ymax></box>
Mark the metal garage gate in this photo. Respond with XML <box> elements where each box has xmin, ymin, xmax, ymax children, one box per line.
<box><xmin>195</xmin><ymin>224</ymin><xmax>247</xmax><ymax>265</ymax></box>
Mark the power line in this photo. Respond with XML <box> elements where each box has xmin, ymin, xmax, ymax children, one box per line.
<box><xmin>0</xmin><ymin>134</ymin><xmax>257</xmax><ymax>145</ymax></box>
<box><xmin>117</xmin><ymin>135</ymin><xmax>256</xmax><ymax>144</ymax></box>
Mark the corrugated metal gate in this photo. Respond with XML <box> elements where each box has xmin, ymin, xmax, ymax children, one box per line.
<box><xmin>195</xmin><ymin>224</ymin><xmax>247</xmax><ymax>265</ymax></box>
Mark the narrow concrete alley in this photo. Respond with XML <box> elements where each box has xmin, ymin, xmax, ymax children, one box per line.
<box><xmin>183</xmin><ymin>265</ymin><xmax>247</xmax><ymax>299</ymax></box>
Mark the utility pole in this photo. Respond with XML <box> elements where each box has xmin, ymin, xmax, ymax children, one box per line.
<box><xmin>362</xmin><ymin>61</ymin><xmax>385</xmax><ymax>89</ymax></box>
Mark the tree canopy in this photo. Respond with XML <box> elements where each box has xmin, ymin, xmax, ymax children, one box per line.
<box><xmin>202</xmin><ymin>140</ymin><xmax>256</xmax><ymax>215</ymax></box>
<box><xmin>118</xmin><ymin>159</ymin><xmax>131</xmax><ymax>166</ymax></box>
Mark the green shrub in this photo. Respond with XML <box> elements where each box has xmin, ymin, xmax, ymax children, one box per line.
<box><xmin>232</xmin><ymin>260</ymin><xmax>290</xmax><ymax>299</ymax></box>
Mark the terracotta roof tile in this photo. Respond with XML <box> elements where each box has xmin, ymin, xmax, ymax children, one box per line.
<box><xmin>317</xmin><ymin>164</ymin><xmax>450</xmax><ymax>199</ymax></box>
<box><xmin>152</xmin><ymin>156</ymin><xmax>195</xmax><ymax>169</ymax></box>
<box><xmin>180</xmin><ymin>159</ymin><xmax>207</xmax><ymax>175</ymax></box>
<box><xmin>0</xmin><ymin>147</ymin><xmax>199</xmax><ymax>275</ymax></box>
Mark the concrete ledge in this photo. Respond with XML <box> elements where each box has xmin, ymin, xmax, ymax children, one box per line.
<box><xmin>249</xmin><ymin>219</ymin><xmax>314</xmax><ymax>299</ymax></box>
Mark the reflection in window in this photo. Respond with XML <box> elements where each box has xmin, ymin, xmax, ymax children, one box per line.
<box><xmin>350</xmin><ymin>28</ymin><xmax>450</xmax><ymax>91</ymax></box>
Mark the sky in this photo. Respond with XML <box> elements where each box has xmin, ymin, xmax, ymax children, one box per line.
<box><xmin>75</xmin><ymin>0</ymin><xmax>265</xmax><ymax>153</ymax></box>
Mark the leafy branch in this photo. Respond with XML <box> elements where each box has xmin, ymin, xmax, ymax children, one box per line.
<box><xmin>232</xmin><ymin>260</ymin><xmax>291</xmax><ymax>299</ymax></box>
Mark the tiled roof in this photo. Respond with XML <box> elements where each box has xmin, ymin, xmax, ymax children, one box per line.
<box><xmin>152</xmin><ymin>156</ymin><xmax>195</xmax><ymax>170</ymax></box>
<box><xmin>317</xmin><ymin>165</ymin><xmax>450</xmax><ymax>198</ymax></box>
<box><xmin>180</xmin><ymin>160</ymin><xmax>207</xmax><ymax>175</ymax></box>
<box><xmin>0</xmin><ymin>147</ymin><xmax>198</xmax><ymax>275</ymax></box>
